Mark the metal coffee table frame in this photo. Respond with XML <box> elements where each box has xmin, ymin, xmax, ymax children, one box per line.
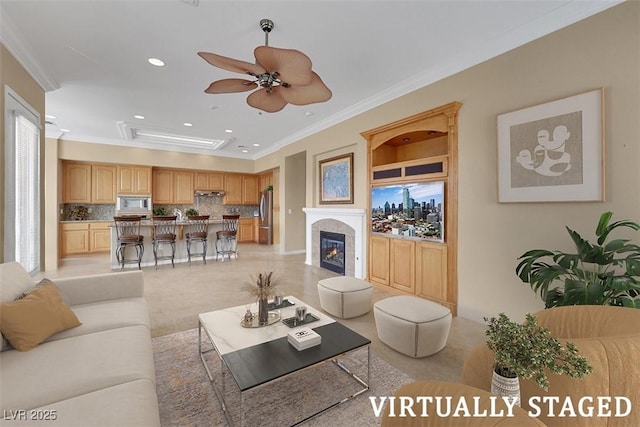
<box><xmin>198</xmin><ymin>299</ymin><xmax>370</xmax><ymax>426</ymax></box>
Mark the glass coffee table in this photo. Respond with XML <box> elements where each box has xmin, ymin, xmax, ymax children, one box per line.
<box><xmin>198</xmin><ymin>296</ymin><xmax>371</xmax><ymax>426</ymax></box>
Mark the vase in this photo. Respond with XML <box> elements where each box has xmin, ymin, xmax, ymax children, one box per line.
<box><xmin>258</xmin><ymin>297</ymin><xmax>269</xmax><ymax>325</ymax></box>
<box><xmin>491</xmin><ymin>369</ymin><xmax>521</xmax><ymax>407</ymax></box>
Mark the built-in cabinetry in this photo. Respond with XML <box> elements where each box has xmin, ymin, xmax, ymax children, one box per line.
<box><xmin>116</xmin><ymin>165</ymin><xmax>152</xmax><ymax>195</ymax></box>
<box><xmin>194</xmin><ymin>171</ymin><xmax>224</xmax><ymax>191</ymax></box>
<box><xmin>60</xmin><ymin>222</ymin><xmax>111</xmax><ymax>256</ymax></box>
<box><xmin>63</xmin><ymin>162</ymin><xmax>117</xmax><ymax>204</ymax></box>
<box><xmin>223</xmin><ymin>174</ymin><xmax>259</xmax><ymax>205</ymax></box>
<box><xmin>152</xmin><ymin>169</ymin><xmax>194</xmax><ymax>204</ymax></box>
<box><xmin>361</xmin><ymin>102</ymin><xmax>461</xmax><ymax>315</ymax></box>
<box><xmin>237</xmin><ymin>218</ymin><xmax>258</xmax><ymax>243</ymax></box>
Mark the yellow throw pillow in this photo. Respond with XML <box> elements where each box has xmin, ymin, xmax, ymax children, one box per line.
<box><xmin>0</xmin><ymin>282</ymin><xmax>81</xmax><ymax>351</ymax></box>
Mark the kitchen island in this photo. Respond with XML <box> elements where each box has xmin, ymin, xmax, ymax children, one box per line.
<box><xmin>109</xmin><ymin>219</ymin><xmax>227</xmax><ymax>269</ymax></box>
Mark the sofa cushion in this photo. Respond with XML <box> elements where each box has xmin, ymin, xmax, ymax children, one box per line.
<box><xmin>0</xmin><ymin>261</ymin><xmax>34</xmax><ymax>303</ymax></box>
<box><xmin>0</xmin><ymin>325</ymin><xmax>156</xmax><ymax>411</ymax></box>
<box><xmin>0</xmin><ymin>283</ymin><xmax>81</xmax><ymax>351</ymax></box>
<box><xmin>25</xmin><ymin>379</ymin><xmax>160</xmax><ymax>427</ymax></box>
<box><xmin>46</xmin><ymin>298</ymin><xmax>150</xmax><ymax>342</ymax></box>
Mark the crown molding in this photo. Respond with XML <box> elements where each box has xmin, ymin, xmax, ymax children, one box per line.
<box><xmin>0</xmin><ymin>12</ymin><xmax>59</xmax><ymax>92</ymax></box>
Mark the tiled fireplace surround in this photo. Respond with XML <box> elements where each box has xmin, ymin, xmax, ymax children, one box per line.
<box><xmin>303</xmin><ymin>208</ymin><xmax>367</xmax><ymax>279</ymax></box>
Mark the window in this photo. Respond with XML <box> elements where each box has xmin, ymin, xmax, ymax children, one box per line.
<box><xmin>4</xmin><ymin>86</ymin><xmax>41</xmax><ymax>274</ymax></box>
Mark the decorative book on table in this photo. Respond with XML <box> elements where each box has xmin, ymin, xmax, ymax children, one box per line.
<box><xmin>287</xmin><ymin>327</ymin><xmax>321</xmax><ymax>350</ymax></box>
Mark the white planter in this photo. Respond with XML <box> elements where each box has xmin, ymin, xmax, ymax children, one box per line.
<box><xmin>491</xmin><ymin>370</ymin><xmax>521</xmax><ymax>407</ymax></box>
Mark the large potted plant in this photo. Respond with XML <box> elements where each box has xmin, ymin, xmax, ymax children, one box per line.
<box><xmin>516</xmin><ymin>211</ymin><xmax>640</xmax><ymax>309</ymax></box>
<box><xmin>485</xmin><ymin>313</ymin><xmax>592</xmax><ymax>405</ymax></box>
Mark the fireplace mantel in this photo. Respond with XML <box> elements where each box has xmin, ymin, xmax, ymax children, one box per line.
<box><xmin>303</xmin><ymin>208</ymin><xmax>367</xmax><ymax>279</ymax></box>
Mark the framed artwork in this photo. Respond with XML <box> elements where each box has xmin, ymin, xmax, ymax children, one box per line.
<box><xmin>319</xmin><ymin>153</ymin><xmax>354</xmax><ymax>204</ymax></box>
<box><xmin>497</xmin><ymin>88</ymin><xmax>604</xmax><ymax>203</ymax></box>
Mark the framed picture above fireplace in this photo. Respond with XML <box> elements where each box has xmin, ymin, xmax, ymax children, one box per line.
<box><xmin>319</xmin><ymin>153</ymin><xmax>354</xmax><ymax>204</ymax></box>
<box><xmin>371</xmin><ymin>181</ymin><xmax>445</xmax><ymax>243</ymax></box>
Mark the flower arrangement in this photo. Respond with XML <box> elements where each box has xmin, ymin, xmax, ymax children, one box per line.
<box><xmin>245</xmin><ymin>271</ymin><xmax>278</xmax><ymax>301</ymax></box>
<box><xmin>484</xmin><ymin>313</ymin><xmax>592</xmax><ymax>390</ymax></box>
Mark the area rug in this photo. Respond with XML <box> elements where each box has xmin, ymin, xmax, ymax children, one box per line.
<box><xmin>153</xmin><ymin>328</ymin><xmax>414</xmax><ymax>426</ymax></box>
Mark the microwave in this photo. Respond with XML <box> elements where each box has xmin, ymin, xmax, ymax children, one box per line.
<box><xmin>116</xmin><ymin>195</ymin><xmax>152</xmax><ymax>213</ymax></box>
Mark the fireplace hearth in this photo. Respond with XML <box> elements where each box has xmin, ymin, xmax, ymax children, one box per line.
<box><xmin>320</xmin><ymin>231</ymin><xmax>346</xmax><ymax>275</ymax></box>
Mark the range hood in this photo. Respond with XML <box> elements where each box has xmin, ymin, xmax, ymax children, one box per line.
<box><xmin>195</xmin><ymin>190</ymin><xmax>225</xmax><ymax>197</ymax></box>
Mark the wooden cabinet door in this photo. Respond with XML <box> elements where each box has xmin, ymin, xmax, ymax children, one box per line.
<box><xmin>61</xmin><ymin>223</ymin><xmax>89</xmax><ymax>256</ymax></box>
<box><xmin>416</xmin><ymin>243</ymin><xmax>448</xmax><ymax>302</ymax></box>
<box><xmin>89</xmin><ymin>222</ymin><xmax>111</xmax><ymax>253</ymax></box>
<box><xmin>194</xmin><ymin>172</ymin><xmax>209</xmax><ymax>190</ymax></box>
<box><xmin>259</xmin><ymin>172</ymin><xmax>273</xmax><ymax>192</ymax></box>
<box><xmin>153</xmin><ymin>169</ymin><xmax>173</xmax><ymax>204</ymax></box>
<box><xmin>223</xmin><ymin>174</ymin><xmax>242</xmax><ymax>205</ymax></box>
<box><xmin>63</xmin><ymin>163</ymin><xmax>92</xmax><ymax>203</ymax></box>
<box><xmin>390</xmin><ymin>238</ymin><xmax>415</xmax><ymax>293</ymax></box>
<box><xmin>174</xmin><ymin>171</ymin><xmax>194</xmax><ymax>204</ymax></box>
<box><xmin>195</xmin><ymin>172</ymin><xmax>224</xmax><ymax>190</ymax></box>
<box><xmin>237</xmin><ymin>218</ymin><xmax>254</xmax><ymax>242</ymax></box>
<box><xmin>117</xmin><ymin>166</ymin><xmax>135</xmax><ymax>194</ymax></box>
<box><xmin>242</xmin><ymin>175</ymin><xmax>259</xmax><ymax>205</ymax></box>
<box><xmin>92</xmin><ymin>164</ymin><xmax>117</xmax><ymax>203</ymax></box>
<box><xmin>133</xmin><ymin>167</ymin><xmax>152</xmax><ymax>194</ymax></box>
<box><xmin>369</xmin><ymin>236</ymin><xmax>390</xmax><ymax>286</ymax></box>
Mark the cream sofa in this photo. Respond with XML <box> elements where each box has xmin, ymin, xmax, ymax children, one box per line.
<box><xmin>0</xmin><ymin>262</ymin><xmax>160</xmax><ymax>426</ymax></box>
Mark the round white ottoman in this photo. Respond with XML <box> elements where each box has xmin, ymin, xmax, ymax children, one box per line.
<box><xmin>374</xmin><ymin>295</ymin><xmax>451</xmax><ymax>358</ymax></box>
<box><xmin>317</xmin><ymin>276</ymin><xmax>373</xmax><ymax>319</ymax></box>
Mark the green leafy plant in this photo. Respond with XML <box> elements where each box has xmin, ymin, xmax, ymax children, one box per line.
<box><xmin>485</xmin><ymin>313</ymin><xmax>592</xmax><ymax>390</ymax></box>
<box><xmin>516</xmin><ymin>211</ymin><xmax>640</xmax><ymax>309</ymax></box>
<box><xmin>185</xmin><ymin>208</ymin><xmax>199</xmax><ymax>217</ymax></box>
<box><xmin>265</xmin><ymin>184</ymin><xmax>273</xmax><ymax>191</ymax></box>
<box><xmin>153</xmin><ymin>206</ymin><xmax>168</xmax><ymax>216</ymax></box>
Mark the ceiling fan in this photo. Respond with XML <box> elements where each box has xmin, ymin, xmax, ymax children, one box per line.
<box><xmin>198</xmin><ymin>19</ymin><xmax>332</xmax><ymax>113</ymax></box>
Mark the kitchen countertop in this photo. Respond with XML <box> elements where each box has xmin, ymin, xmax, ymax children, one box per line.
<box><xmin>60</xmin><ymin>217</ymin><xmax>258</xmax><ymax>225</ymax></box>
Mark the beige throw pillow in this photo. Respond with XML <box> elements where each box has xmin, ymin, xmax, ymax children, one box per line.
<box><xmin>0</xmin><ymin>282</ymin><xmax>81</xmax><ymax>351</ymax></box>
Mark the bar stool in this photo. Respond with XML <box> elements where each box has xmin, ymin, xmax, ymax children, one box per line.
<box><xmin>151</xmin><ymin>215</ymin><xmax>177</xmax><ymax>269</ymax></box>
<box><xmin>185</xmin><ymin>215</ymin><xmax>210</xmax><ymax>265</ymax></box>
<box><xmin>216</xmin><ymin>214</ymin><xmax>239</xmax><ymax>261</ymax></box>
<box><xmin>113</xmin><ymin>216</ymin><xmax>145</xmax><ymax>270</ymax></box>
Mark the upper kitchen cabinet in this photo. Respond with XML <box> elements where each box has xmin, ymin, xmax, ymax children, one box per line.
<box><xmin>63</xmin><ymin>162</ymin><xmax>92</xmax><ymax>203</ymax></box>
<box><xmin>152</xmin><ymin>168</ymin><xmax>194</xmax><ymax>204</ymax></box>
<box><xmin>194</xmin><ymin>171</ymin><xmax>224</xmax><ymax>191</ymax></box>
<box><xmin>63</xmin><ymin>161</ymin><xmax>116</xmax><ymax>204</ymax></box>
<box><xmin>223</xmin><ymin>174</ymin><xmax>259</xmax><ymax>205</ymax></box>
<box><xmin>117</xmin><ymin>165</ymin><xmax>152</xmax><ymax>195</ymax></box>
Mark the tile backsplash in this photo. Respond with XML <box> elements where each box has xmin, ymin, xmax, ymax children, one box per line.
<box><xmin>62</xmin><ymin>195</ymin><xmax>258</xmax><ymax>221</ymax></box>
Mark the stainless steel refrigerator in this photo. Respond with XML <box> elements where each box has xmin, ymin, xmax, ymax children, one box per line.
<box><xmin>258</xmin><ymin>190</ymin><xmax>273</xmax><ymax>245</ymax></box>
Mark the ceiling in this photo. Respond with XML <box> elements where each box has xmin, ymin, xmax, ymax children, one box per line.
<box><xmin>0</xmin><ymin>1</ymin><xmax>622</xmax><ymax>160</ymax></box>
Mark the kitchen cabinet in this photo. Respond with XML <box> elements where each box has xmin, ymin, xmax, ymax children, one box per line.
<box><xmin>224</xmin><ymin>174</ymin><xmax>259</xmax><ymax>205</ymax></box>
<box><xmin>258</xmin><ymin>172</ymin><xmax>273</xmax><ymax>192</ymax></box>
<box><xmin>237</xmin><ymin>218</ymin><xmax>257</xmax><ymax>243</ymax></box>
<box><xmin>152</xmin><ymin>169</ymin><xmax>193</xmax><ymax>204</ymax></box>
<box><xmin>61</xmin><ymin>223</ymin><xmax>89</xmax><ymax>255</ymax></box>
<box><xmin>91</xmin><ymin>164</ymin><xmax>117</xmax><ymax>203</ymax></box>
<box><xmin>89</xmin><ymin>222</ymin><xmax>112</xmax><ymax>253</ymax></box>
<box><xmin>117</xmin><ymin>166</ymin><xmax>152</xmax><ymax>195</ymax></box>
<box><xmin>195</xmin><ymin>171</ymin><xmax>224</xmax><ymax>190</ymax></box>
<box><xmin>63</xmin><ymin>163</ymin><xmax>92</xmax><ymax>203</ymax></box>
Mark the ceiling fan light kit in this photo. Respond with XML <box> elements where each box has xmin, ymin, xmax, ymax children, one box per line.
<box><xmin>198</xmin><ymin>18</ymin><xmax>331</xmax><ymax>113</ymax></box>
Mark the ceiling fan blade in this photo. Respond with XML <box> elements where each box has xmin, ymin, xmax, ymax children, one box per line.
<box><xmin>198</xmin><ymin>52</ymin><xmax>265</xmax><ymax>76</ymax></box>
<box><xmin>254</xmin><ymin>46</ymin><xmax>313</xmax><ymax>86</ymax></box>
<box><xmin>246</xmin><ymin>87</ymin><xmax>288</xmax><ymax>113</ymax></box>
<box><xmin>279</xmin><ymin>72</ymin><xmax>332</xmax><ymax>106</ymax></box>
<box><xmin>205</xmin><ymin>79</ymin><xmax>258</xmax><ymax>94</ymax></box>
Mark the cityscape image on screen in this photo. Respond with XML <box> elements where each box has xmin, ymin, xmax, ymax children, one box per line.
<box><xmin>371</xmin><ymin>181</ymin><xmax>444</xmax><ymax>242</ymax></box>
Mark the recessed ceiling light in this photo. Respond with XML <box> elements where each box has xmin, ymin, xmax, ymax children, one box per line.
<box><xmin>305</xmin><ymin>111</ymin><xmax>314</xmax><ymax>117</ymax></box>
<box><xmin>225</xmin><ymin>129</ymin><xmax>233</xmax><ymax>133</ymax></box>
<box><xmin>241</xmin><ymin>149</ymin><xmax>248</xmax><ymax>153</ymax></box>
<box><xmin>134</xmin><ymin>115</ymin><xmax>145</xmax><ymax>119</ymax></box>
<box><xmin>45</xmin><ymin>114</ymin><xmax>56</xmax><ymax>119</ymax></box>
<box><xmin>183</xmin><ymin>122</ymin><xmax>193</xmax><ymax>127</ymax></box>
<box><xmin>60</xmin><ymin>128</ymin><xmax>70</xmax><ymax>132</ymax></box>
<box><xmin>148</xmin><ymin>57</ymin><xmax>165</xmax><ymax>67</ymax></box>
<box><xmin>252</xmin><ymin>143</ymin><xmax>260</xmax><ymax>147</ymax></box>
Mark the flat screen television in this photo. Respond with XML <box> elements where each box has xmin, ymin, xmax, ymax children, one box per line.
<box><xmin>371</xmin><ymin>181</ymin><xmax>444</xmax><ymax>242</ymax></box>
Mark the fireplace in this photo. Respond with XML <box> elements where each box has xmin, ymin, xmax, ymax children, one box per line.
<box><xmin>320</xmin><ymin>231</ymin><xmax>346</xmax><ymax>275</ymax></box>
